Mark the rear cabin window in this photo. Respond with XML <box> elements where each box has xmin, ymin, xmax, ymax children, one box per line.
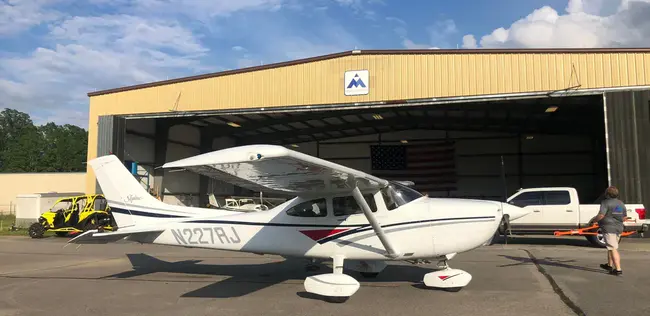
<box><xmin>332</xmin><ymin>195</ymin><xmax>377</xmax><ymax>216</ymax></box>
<box><xmin>286</xmin><ymin>199</ymin><xmax>327</xmax><ymax>217</ymax></box>
<box><xmin>544</xmin><ymin>191</ymin><xmax>571</xmax><ymax>205</ymax></box>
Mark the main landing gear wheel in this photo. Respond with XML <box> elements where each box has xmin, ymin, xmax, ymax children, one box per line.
<box><xmin>325</xmin><ymin>296</ymin><xmax>349</xmax><ymax>304</ymax></box>
<box><xmin>303</xmin><ymin>255</ymin><xmax>359</xmax><ymax>303</ymax></box>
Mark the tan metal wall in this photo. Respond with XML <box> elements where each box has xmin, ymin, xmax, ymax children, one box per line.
<box><xmin>0</xmin><ymin>173</ymin><xmax>87</xmax><ymax>215</ymax></box>
<box><xmin>85</xmin><ymin>51</ymin><xmax>650</xmax><ymax>193</ymax></box>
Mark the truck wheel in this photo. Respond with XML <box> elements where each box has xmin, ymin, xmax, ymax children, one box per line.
<box><xmin>585</xmin><ymin>219</ymin><xmax>606</xmax><ymax>248</ymax></box>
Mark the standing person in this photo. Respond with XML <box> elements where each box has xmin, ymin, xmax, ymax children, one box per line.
<box><xmin>596</xmin><ymin>186</ymin><xmax>627</xmax><ymax>276</ymax></box>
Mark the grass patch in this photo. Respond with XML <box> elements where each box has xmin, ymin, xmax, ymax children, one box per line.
<box><xmin>0</xmin><ymin>214</ymin><xmax>18</xmax><ymax>233</ymax></box>
<box><xmin>0</xmin><ymin>214</ymin><xmax>25</xmax><ymax>236</ymax></box>
<box><xmin>0</xmin><ymin>214</ymin><xmax>50</xmax><ymax>237</ymax></box>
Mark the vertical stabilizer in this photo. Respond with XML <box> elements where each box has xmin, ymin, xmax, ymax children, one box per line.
<box><xmin>88</xmin><ymin>155</ymin><xmax>170</xmax><ymax>227</ymax></box>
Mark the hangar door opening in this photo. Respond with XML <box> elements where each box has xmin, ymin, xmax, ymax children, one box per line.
<box><xmin>219</xmin><ymin>95</ymin><xmax>607</xmax><ymax>203</ymax></box>
<box><xmin>114</xmin><ymin>94</ymin><xmax>609</xmax><ymax>207</ymax></box>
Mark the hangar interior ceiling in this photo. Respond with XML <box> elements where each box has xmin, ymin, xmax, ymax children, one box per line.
<box><xmin>169</xmin><ymin>95</ymin><xmax>604</xmax><ymax>145</ymax></box>
<box><xmin>120</xmin><ymin>94</ymin><xmax>608</xmax><ymax>207</ymax></box>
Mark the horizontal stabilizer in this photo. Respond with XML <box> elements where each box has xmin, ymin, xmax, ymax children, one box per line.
<box><xmin>67</xmin><ymin>227</ymin><xmax>165</xmax><ymax>244</ymax></box>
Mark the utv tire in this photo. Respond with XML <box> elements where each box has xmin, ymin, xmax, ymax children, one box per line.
<box><xmin>83</xmin><ymin>221</ymin><xmax>99</xmax><ymax>232</ymax></box>
<box><xmin>28</xmin><ymin>223</ymin><xmax>45</xmax><ymax>239</ymax></box>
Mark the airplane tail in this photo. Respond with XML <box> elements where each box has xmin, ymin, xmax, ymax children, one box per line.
<box><xmin>88</xmin><ymin>155</ymin><xmax>182</xmax><ymax>228</ymax></box>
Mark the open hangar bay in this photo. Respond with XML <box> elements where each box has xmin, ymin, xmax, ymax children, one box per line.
<box><xmin>86</xmin><ymin>48</ymin><xmax>650</xmax><ymax>210</ymax></box>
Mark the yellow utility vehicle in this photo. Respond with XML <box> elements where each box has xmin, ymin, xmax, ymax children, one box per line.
<box><xmin>28</xmin><ymin>194</ymin><xmax>117</xmax><ymax>238</ymax></box>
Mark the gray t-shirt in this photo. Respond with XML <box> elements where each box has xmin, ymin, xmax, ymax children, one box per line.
<box><xmin>598</xmin><ymin>198</ymin><xmax>627</xmax><ymax>234</ymax></box>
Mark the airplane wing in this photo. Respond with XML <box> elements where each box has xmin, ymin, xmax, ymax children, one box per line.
<box><xmin>162</xmin><ymin>144</ymin><xmax>389</xmax><ymax>196</ymax></box>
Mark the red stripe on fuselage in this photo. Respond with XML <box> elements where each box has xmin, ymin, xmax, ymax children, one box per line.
<box><xmin>300</xmin><ymin>229</ymin><xmax>349</xmax><ymax>241</ymax></box>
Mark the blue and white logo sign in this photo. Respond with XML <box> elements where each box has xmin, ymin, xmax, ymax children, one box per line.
<box><xmin>344</xmin><ymin>70</ymin><xmax>369</xmax><ymax>96</ymax></box>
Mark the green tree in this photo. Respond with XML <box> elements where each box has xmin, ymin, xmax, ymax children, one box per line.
<box><xmin>0</xmin><ymin>109</ymin><xmax>88</xmax><ymax>172</ymax></box>
<box><xmin>1</xmin><ymin>127</ymin><xmax>47</xmax><ymax>172</ymax></box>
<box><xmin>39</xmin><ymin>123</ymin><xmax>88</xmax><ymax>172</ymax></box>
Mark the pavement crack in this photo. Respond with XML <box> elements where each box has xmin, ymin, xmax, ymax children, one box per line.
<box><xmin>523</xmin><ymin>249</ymin><xmax>586</xmax><ymax>316</ymax></box>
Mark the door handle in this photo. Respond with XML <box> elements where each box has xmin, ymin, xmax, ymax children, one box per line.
<box><xmin>566</xmin><ymin>210</ymin><xmax>574</xmax><ymax>212</ymax></box>
<box><xmin>533</xmin><ymin>210</ymin><xmax>541</xmax><ymax>213</ymax></box>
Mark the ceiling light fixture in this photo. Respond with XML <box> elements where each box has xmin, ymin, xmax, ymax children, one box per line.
<box><xmin>526</xmin><ymin>135</ymin><xmax>534</xmax><ymax>140</ymax></box>
<box><xmin>372</xmin><ymin>114</ymin><xmax>383</xmax><ymax>120</ymax></box>
<box><xmin>545</xmin><ymin>106</ymin><xmax>558</xmax><ymax>113</ymax></box>
<box><xmin>291</xmin><ymin>144</ymin><xmax>299</xmax><ymax>148</ymax></box>
<box><xmin>400</xmin><ymin>140</ymin><xmax>408</xmax><ymax>143</ymax></box>
<box><xmin>227</xmin><ymin>122</ymin><xmax>241</xmax><ymax>127</ymax></box>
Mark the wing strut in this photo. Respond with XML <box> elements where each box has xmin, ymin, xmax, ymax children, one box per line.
<box><xmin>351</xmin><ymin>185</ymin><xmax>401</xmax><ymax>259</ymax></box>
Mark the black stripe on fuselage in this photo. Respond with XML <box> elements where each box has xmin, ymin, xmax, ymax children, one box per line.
<box><xmin>316</xmin><ymin>216</ymin><xmax>496</xmax><ymax>244</ymax></box>
<box><xmin>110</xmin><ymin>207</ymin><xmax>496</xmax><ymax>243</ymax></box>
<box><xmin>110</xmin><ymin>207</ymin><xmax>369</xmax><ymax>228</ymax></box>
<box><xmin>111</xmin><ymin>207</ymin><xmax>188</xmax><ymax>218</ymax></box>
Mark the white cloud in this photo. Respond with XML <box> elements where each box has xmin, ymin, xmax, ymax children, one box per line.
<box><xmin>0</xmin><ymin>14</ymin><xmax>210</xmax><ymax>128</ymax></box>
<box><xmin>464</xmin><ymin>0</ymin><xmax>650</xmax><ymax>48</ymax></box>
<box><xmin>394</xmin><ymin>18</ymin><xmax>460</xmax><ymax>49</ymax></box>
<box><xmin>402</xmin><ymin>39</ymin><xmax>431</xmax><ymax>49</ymax></box>
<box><xmin>462</xmin><ymin>34</ymin><xmax>477</xmax><ymax>49</ymax></box>
<box><xmin>0</xmin><ymin>0</ymin><xmax>297</xmax><ymax>128</ymax></box>
<box><xmin>131</xmin><ymin>0</ymin><xmax>285</xmax><ymax>20</ymax></box>
<box><xmin>0</xmin><ymin>0</ymin><xmax>64</xmax><ymax>36</ymax></box>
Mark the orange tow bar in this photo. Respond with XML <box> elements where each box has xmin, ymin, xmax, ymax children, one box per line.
<box><xmin>554</xmin><ymin>223</ymin><xmax>637</xmax><ymax>237</ymax></box>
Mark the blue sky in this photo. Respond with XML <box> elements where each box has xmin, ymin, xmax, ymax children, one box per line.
<box><xmin>1</xmin><ymin>0</ymin><xmax>649</xmax><ymax>128</ymax></box>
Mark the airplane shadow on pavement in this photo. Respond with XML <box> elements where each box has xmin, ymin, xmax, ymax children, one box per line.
<box><xmin>497</xmin><ymin>254</ymin><xmax>604</xmax><ymax>273</ymax></box>
<box><xmin>102</xmin><ymin>253</ymin><xmax>441</xmax><ymax>300</ymax></box>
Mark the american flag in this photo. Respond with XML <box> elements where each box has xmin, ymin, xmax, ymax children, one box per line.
<box><xmin>370</xmin><ymin>142</ymin><xmax>457</xmax><ymax>193</ymax></box>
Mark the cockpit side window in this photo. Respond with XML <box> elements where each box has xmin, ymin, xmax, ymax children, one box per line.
<box><xmin>286</xmin><ymin>198</ymin><xmax>327</xmax><ymax>217</ymax></box>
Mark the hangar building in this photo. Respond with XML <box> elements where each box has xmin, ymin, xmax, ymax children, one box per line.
<box><xmin>85</xmin><ymin>48</ymin><xmax>650</xmax><ymax>209</ymax></box>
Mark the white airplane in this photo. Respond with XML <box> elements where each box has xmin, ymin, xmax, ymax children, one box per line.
<box><xmin>69</xmin><ymin>144</ymin><xmax>530</xmax><ymax>303</ymax></box>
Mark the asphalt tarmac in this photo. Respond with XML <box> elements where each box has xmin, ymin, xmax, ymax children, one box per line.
<box><xmin>1</xmin><ymin>235</ymin><xmax>649</xmax><ymax>316</ymax></box>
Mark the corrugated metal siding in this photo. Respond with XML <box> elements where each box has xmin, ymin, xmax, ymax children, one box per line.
<box><xmin>604</xmin><ymin>90</ymin><xmax>650</xmax><ymax>206</ymax></box>
<box><xmin>95</xmin><ymin>115</ymin><xmax>126</xmax><ymax>193</ymax></box>
<box><xmin>88</xmin><ymin>52</ymin><xmax>650</xmax><ymax>117</ymax></box>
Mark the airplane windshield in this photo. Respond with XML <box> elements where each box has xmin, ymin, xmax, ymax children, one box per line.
<box><xmin>381</xmin><ymin>181</ymin><xmax>424</xmax><ymax>209</ymax></box>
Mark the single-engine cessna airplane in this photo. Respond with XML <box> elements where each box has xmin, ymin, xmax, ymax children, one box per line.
<box><xmin>69</xmin><ymin>144</ymin><xmax>530</xmax><ymax>303</ymax></box>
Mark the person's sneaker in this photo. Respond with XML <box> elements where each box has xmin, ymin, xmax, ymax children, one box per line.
<box><xmin>609</xmin><ymin>269</ymin><xmax>622</xmax><ymax>276</ymax></box>
<box><xmin>600</xmin><ymin>264</ymin><xmax>613</xmax><ymax>271</ymax></box>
